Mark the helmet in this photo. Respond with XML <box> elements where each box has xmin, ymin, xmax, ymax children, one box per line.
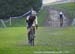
<box><xmin>31</xmin><ymin>9</ymin><xmax>37</xmax><ymax>16</ymax></box>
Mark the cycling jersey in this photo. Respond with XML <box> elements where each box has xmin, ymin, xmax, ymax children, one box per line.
<box><xmin>26</xmin><ymin>15</ymin><xmax>38</xmax><ymax>28</ymax></box>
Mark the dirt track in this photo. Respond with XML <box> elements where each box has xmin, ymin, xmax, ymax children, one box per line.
<box><xmin>44</xmin><ymin>9</ymin><xmax>69</xmax><ymax>28</ymax></box>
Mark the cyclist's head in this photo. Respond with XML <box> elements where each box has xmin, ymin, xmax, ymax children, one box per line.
<box><xmin>31</xmin><ymin>8</ymin><xmax>37</xmax><ymax>16</ymax></box>
<box><xmin>59</xmin><ymin>11</ymin><xmax>63</xmax><ymax>15</ymax></box>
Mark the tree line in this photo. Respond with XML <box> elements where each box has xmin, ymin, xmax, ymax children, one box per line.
<box><xmin>0</xmin><ymin>0</ymin><xmax>42</xmax><ymax>19</ymax></box>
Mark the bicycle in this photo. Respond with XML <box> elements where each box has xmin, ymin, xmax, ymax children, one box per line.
<box><xmin>60</xmin><ymin>17</ymin><xmax>63</xmax><ymax>27</ymax></box>
<box><xmin>28</xmin><ymin>26</ymin><xmax>35</xmax><ymax>46</ymax></box>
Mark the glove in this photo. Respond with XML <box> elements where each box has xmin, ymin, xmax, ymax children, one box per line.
<box><xmin>36</xmin><ymin>24</ymin><xmax>38</xmax><ymax>29</ymax></box>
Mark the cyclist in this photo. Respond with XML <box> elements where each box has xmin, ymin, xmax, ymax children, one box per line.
<box><xmin>59</xmin><ymin>11</ymin><xmax>63</xmax><ymax>27</ymax></box>
<box><xmin>26</xmin><ymin>9</ymin><xmax>38</xmax><ymax>45</ymax></box>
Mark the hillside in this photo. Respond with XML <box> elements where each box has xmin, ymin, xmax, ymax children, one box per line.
<box><xmin>47</xmin><ymin>2</ymin><xmax>75</xmax><ymax>19</ymax></box>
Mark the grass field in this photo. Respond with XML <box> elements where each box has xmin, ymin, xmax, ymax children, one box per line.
<box><xmin>0</xmin><ymin>27</ymin><xmax>75</xmax><ymax>54</ymax></box>
<box><xmin>0</xmin><ymin>2</ymin><xmax>75</xmax><ymax>54</ymax></box>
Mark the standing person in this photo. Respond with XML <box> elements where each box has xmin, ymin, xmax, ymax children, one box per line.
<box><xmin>26</xmin><ymin>9</ymin><xmax>38</xmax><ymax>46</ymax></box>
<box><xmin>59</xmin><ymin>11</ymin><xmax>64</xmax><ymax>27</ymax></box>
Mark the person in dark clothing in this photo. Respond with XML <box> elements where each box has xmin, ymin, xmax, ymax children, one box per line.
<box><xmin>59</xmin><ymin>11</ymin><xmax>63</xmax><ymax>27</ymax></box>
<box><xmin>26</xmin><ymin>9</ymin><xmax>38</xmax><ymax>45</ymax></box>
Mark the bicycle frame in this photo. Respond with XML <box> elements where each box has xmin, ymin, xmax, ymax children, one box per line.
<box><xmin>29</xmin><ymin>26</ymin><xmax>35</xmax><ymax>46</ymax></box>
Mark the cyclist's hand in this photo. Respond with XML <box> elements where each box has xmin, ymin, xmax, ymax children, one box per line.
<box><xmin>36</xmin><ymin>24</ymin><xmax>38</xmax><ymax>29</ymax></box>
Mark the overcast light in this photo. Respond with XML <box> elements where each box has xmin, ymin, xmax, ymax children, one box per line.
<box><xmin>43</xmin><ymin>0</ymin><xmax>57</xmax><ymax>4</ymax></box>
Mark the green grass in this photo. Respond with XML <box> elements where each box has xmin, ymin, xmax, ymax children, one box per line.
<box><xmin>0</xmin><ymin>18</ymin><xmax>26</xmax><ymax>27</ymax></box>
<box><xmin>9</xmin><ymin>18</ymin><xmax>26</xmax><ymax>27</ymax></box>
<box><xmin>38</xmin><ymin>8</ymin><xmax>48</xmax><ymax>26</ymax></box>
<box><xmin>0</xmin><ymin>27</ymin><xmax>75</xmax><ymax>54</ymax></box>
<box><xmin>48</xmin><ymin>2</ymin><xmax>75</xmax><ymax>19</ymax></box>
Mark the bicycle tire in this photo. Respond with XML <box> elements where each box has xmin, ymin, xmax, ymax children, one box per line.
<box><xmin>29</xmin><ymin>27</ymin><xmax>35</xmax><ymax>46</ymax></box>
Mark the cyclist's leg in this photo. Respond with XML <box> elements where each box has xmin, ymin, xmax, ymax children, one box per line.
<box><xmin>30</xmin><ymin>26</ymin><xmax>35</xmax><ymax>46</ymax></box>
<box><xmin>27</xmin><ymin>27</ymin><xmax>34</xmax><ymax>46</ymax></box>
<box><xmin>33</xmin><ymin>26</ymin><xmax>36</xmax><ymax>37</ymax></box>
<box><xmin>60</xmin><ymin>18</ymin><xmax>63</xmax><ymax>27</ymax></box>
<box><xmin>27</xmin><ymin>27</ymin><xmax>31</xmax><ymax>45</ymax></box>
<box><xmin>27</xmin><ymin>26</ymin><xmax>35</xmax><ymax>46</ymax></box>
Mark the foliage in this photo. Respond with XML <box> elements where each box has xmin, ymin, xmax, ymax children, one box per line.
<box><xmin>0</xmin><ymin>0</ymin><xmax>42</xmax><ymax>19</ymax></box>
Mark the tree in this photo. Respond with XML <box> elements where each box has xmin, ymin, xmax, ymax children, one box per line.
<box><xmin>0</xmin><ymin>0</ymin><xmax>42</xmax><ymax>19</ymax></box>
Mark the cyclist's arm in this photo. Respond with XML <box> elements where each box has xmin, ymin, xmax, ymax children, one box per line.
<box><xmin>26</xmin><ymin>16</ymin><xmax>29</xmax><ymax>28</ymax></box>
<box><xmin>35</xmin><ymin>16</ymin><xmax>38</xmax><ymax>29</ymax></box>
<box><xmin>26</xmin><ymin>16</ymin><xmax>29</xmax><ymax>22</ymax></box>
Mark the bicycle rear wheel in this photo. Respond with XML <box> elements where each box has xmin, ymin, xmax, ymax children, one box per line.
<box><xmin>29</xmin><ymin>27</ymin><xmax>35</xmax><ymax>46</ymax></box>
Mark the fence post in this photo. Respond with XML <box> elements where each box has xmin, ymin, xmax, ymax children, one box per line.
<box><xmin>9</xmin><ymin>17</ymin><xmax>12</xmax><ymax>26</ymax></box>
<box><xmin>0</xmin><ymin>19</ymin><xmax>6</xmax><ymax>28</ymax></box>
